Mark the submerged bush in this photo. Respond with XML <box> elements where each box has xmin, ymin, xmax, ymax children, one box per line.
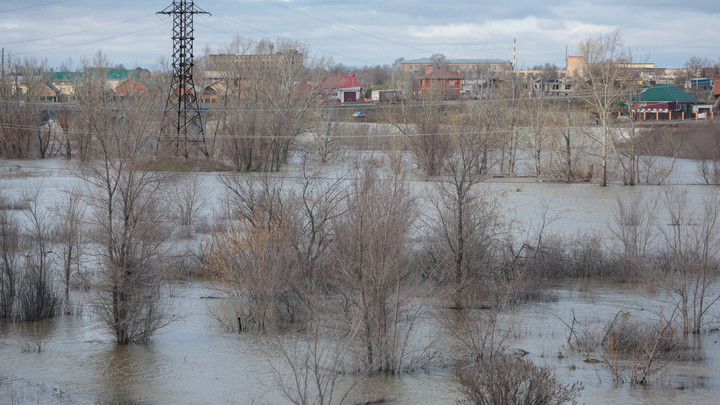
<box><xmin>457</xmin><ymin>357</ymin><xmax>582</xmax><ymax>405</ymax></box>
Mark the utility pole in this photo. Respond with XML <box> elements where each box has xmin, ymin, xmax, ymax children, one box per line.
<box><xmin>157</xmin><ymin>1</ymin><xmax>210</xmax><ymax>158</ymax></box>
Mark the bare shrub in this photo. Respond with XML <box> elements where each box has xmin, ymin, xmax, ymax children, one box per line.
<box><xmin>265</xmin><ymin>321</ymin><xmax>364</xmax><ymax>405</ymax></box>
<box><xmin>0</xmin><ymin>195</ymin><xmax>21</xmax><ymax>319</ymax></box>
<box><xmin>172</xmin><ymin>173</ymin><xmax>209</xmax><ymax>237</ymax></box>
<box><xmin>559</xmin><ymin>309</ymin><xmax>602</xmax><ymax>354</ymax></box>
<box><xmin>607</xmin><ymin>193</ymin><xmax>658</xmax><ymax>281</ymax></box>
<box><xmin>305</xmin><ymin>106</ymin><xmax>345</xmax><ymax>164</ymax></box>
<box><xmin>437</xmin><ymin>308</ymin><xmax>512</xmax><ymax>362</ymax></box>
<box><xmin>657</xmin><ymin>190</ymin><xmax>720</xmax><ymax>335</ymax></box>
<box><xmin>208</xmin><ymin>204</ymin><xmax>302</xmax><ymax>331</ymax></box>
<box><xmin>601</xmin><ymin>310</ymin><xmax>679</xmax><ymax>385</ymax></box>
<box><xmin>17</xmin><ymin>185</ymin><xmax>61</xmax><ymax>321</ymax></box>
<box><xmin>567</xmin><ymin>232</ymin><xmax>613</xmax><ymax>278</ymax></box>
<box><xmin>392</xmin><ymin>98</ymin><xmax>450</xmax><ymax>176</ymax></box>
<box><xmin>697</xmin><ymin>159</ymin><xmax>720</xmax><ymax>185</ymax></box>
<box><xmin>209</xmin><ymin>174</ymin><xmax>306</xmax><ymax>330</ymax></box>
<box><xmin>457</xmin><ymin>357</ymin><xmax>582</xmax><ymax>405</ymax></box>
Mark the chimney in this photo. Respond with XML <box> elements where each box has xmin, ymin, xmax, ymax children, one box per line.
<box><xmin>425</xmin><ymin>66</ymin><xmax>434</xmax><ymax>75</ymax></box>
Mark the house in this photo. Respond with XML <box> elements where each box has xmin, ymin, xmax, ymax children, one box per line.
<box><xmin>112</xmin><ymin>77</ymin><xmax>148</xmax><ymax>99</ymax></box>
<box><xmin>632</xmin><ymin>84</ymin><xmax>701</xmax><ymax>113</ymax></box>
<box><xmin>200</xmin><ymin>81</ymin><xmax>228</xmax><ymax>103</ymax></box>
<box><xmin>319</xmin><ymin>75</ymin><xmax>363</xmax><ymax>103</ymax></box>
<box><xmin>38</xmin><ymin>82</ymin><xmax>62</xmax><ymax>102</ymax></box>
<box><xmin>418</xmin><ymin>67</ymin><xmax>461</xmax><ymax>99</ymax></box>
<box><xmin>713</xmin><ymin>76</ymin><xmax>720</xmax><ymax>113</ymax></box>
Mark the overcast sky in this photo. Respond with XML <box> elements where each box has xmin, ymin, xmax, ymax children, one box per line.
<box><xmin>1</xmin><ymin>0</ymin><xmax>718</xmax><ymax>71</ymax></box>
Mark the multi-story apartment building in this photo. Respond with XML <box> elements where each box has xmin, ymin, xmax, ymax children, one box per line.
<box><xmin>401</xmin><ymin>58</ymin><xmax>512</xmax><ymax>76</ymax></box>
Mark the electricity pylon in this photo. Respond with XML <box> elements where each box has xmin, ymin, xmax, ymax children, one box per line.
<box><xmin>158</xmin><ymin>1</ymin><xmax>210</xmax><ymax>158</ymax></box>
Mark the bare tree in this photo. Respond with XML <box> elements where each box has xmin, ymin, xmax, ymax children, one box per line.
<box><xmin>423</xmin><ymin>115</ymin><xmax>504</xmax><ymax>308</ymax></box>
<box><xmin>524</xmin><ymin>90</ymin><xmax>553</xmax><ymax>177</ymax></box>
<box><xmin>0</xmin><ymin>55</ymin><xmax>49</xmax><ymax>159</ymax></box>
<box><xmin>0</xmin><ymin>191</ymin><xmax>20</xmax><ymax>319</ymax></box>
<box><xmin>392</xmin><ymin>97</ymin><xmax>450</xmax><ymax>176</ymax></box>
<box><xmin>491</xmin><ymin>79</ymin><xmax>522</xmax><ymax>177</ymax></box>
<box><xmin>305</xmin><ymin>106</ymin><xmax>345</xmax><ymax>164</ymax></box>
<box><xmin>52</xmin><ymin>186</ymin><xmax>86</xmax><ymax>313</ymax></box>
<box><xmin>210</xmin><ymin>37</ymin><xmax>328</xmax><ymax>171</ymax></box>
<box><xmin>172</xmin><ymin>173</ymin><xmax>209</xmax><ymax>237</ymax></box>
<box><xmin>657</xmin><ymin>190</ymin><xmax>720</xmax><ymax>335</ymax></box>
<box><xmin>72</xmin><ymin>50</ymin><xmax>117</xmax><ymax>161</ymax></box>
<box><xmin>609</xmin><ymin>193</ymin><xmax>658</xmax><ymax>270</ymax></box>
<box><xmin>18</xmin><ymin>184</ymin><xmax>61</xmax><ymax>321</ymax></box>
<box><xmin>81</xmin><ymin>95</ymin><xmax>173</xmax><ymax>344</ymax></box>
<box><xmin>327</xmin><ymin>158</ymin><xmax>421</xmax><ymax>373</ymax></box>
<box><xmin>577</xmin><ymin>30</ymin><xmax>635</xmax><ymax>186</ymax></box>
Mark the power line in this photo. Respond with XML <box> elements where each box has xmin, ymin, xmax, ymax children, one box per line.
<box><xmin>202</xmin><ymin>16</ymin><xmax>375</xmax><ymax>67</ymax></box>
<box><xmin>0</xmin><ymin>0</ymin><xmax>67</xmax><ymax>14</ymax></box>
<box><xmin>0</xmin><ymin>14</ymin><xmax>158</xmax><ymax>47</ymax></box>
<box><xmin>0</xmin><ymin>119</ymin><xmax>635</xmax><ymax>140</ymax></box>
<box><xmin>261</xmin><ymin>0</ymin><xmax>435</xmax><ymax>58</ymax></box>
<box><xmin>11</xmin><ymin>23</ymin><xmax>165</xmax><ymax>57</ymax></box>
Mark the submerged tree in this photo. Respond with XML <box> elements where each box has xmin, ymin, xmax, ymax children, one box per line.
<box><xmin>209</xmin><ymin>37</ymin><xmax>328</xmax><ymax>171</ymax></box>
<box><xmin>328</xmin><ymin>158</ymin><xmax>419</xmax><ymax>372</ymax></box>
<box><xmin>0</xmin><ymin>191</ymin><xmax>20</xmax><ymax>319</ymax></box>
<box><xmin>577</xmin><ymin>30</ymin><xmax>635</xmax><ymax>186</ymax></box>
<box><xmin>658</xmin><ymin>190</ymin><xmax>720</xmax><ymax>335</ymax></box>
<box><xmin>423</xmin><ymin>111</ymin><xmax>505</xmax><ymax>308</ymax></box>
<box><xmin>82</xmin><ymin>95</ymin><xmax>172</xmax><ymax>344</ymax></box>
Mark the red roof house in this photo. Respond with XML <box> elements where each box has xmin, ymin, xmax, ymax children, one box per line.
<box><xmin>418</xmin><ymin>67</ymin><xmax>462</xmax><ymax>99</ymax></box>
<box><xmin>113</xmin><ymin>77</ymin><xmax>148</xmax><ymax>99</ymax></box>
<box><xmin>319</xmin><ymin>75</ymin><xmax>363</xmax><ymax>103</ymax></box>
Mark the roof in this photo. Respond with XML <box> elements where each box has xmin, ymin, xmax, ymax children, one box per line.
<box><xmin>403</xmin><ymin>58</ymin><xmax>511</xmax><ymax>65</ymax></box>
<box><xmin>44</xmin><ymin>69</ymin><xmax>142</xmax><ymax>82</ymax></box>
<box><xmin>636</xmin><ymin>84</ymin><xmax>700</xmax><ymax>104</ymax></box>
<box><xmin>320</xmin><ymin>76</ymin><xmax>362</xmax><ymax>90</ymax></box>
<box><xmin>45</xmin><ymin>72</ymin><xmax>83</xmax><ymax>82</ymax></box>
<box><xmin>420</xmin><ymin>68</ymin><xmax>461</xmax><ymax>80</ymax></box>
<box><xmin>46</xmin><ymin>82</ymin><xmax>61</xmax><ymax>93</ymax></box>
<box><xmin>97</xmin><ymin>69</ymin><xmax>142</xmax><ymax>81</ymax></box>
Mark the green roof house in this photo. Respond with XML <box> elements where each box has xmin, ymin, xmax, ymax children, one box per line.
<box><xmin>633</xmin><ymin>84</ymin><xmax>701</xmax><ymax>113</ymax></box>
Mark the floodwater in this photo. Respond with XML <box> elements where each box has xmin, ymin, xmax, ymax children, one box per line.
<box><xmin>3</xmin><ymin>281</ymin><xmax>720</xmax><ymax>404</ymax></box>
<box><xmin>1</xmin><ymin>158</ymin><xmax>720</xmax><ymax>404</ymax></box>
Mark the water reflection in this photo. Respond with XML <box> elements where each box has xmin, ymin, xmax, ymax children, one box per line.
<box><xmin>2</xmin><ymin>281</ymin><xmax>720</xmax><ymax>404</ymax></box>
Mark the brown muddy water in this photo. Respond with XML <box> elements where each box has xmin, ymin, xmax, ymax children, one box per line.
<box><xmin>2</xmin><ymin>280</ymin><xmax>719</xmax><ymax>404</ymax></box>
<box><xmin>1</xmin><ymin>159</ymin><xmax>720</xmax><ymax>404</ymax></box>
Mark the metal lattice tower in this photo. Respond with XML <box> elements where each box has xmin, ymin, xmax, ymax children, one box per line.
<box><xmin>158</xmin><ymin>1</ymin><xmax>210</xmax><ymax>158</ymax></box>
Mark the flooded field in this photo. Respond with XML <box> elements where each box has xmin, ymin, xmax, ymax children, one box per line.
<box><xmin>2</xmin><ymin>280</ymin><xmax>720</xmax><ymax>404</ymax></box>
<box><xmin>1</xmin><ymin>158</ymin><xmax>719</xmax><ymax>404</ymax></box>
